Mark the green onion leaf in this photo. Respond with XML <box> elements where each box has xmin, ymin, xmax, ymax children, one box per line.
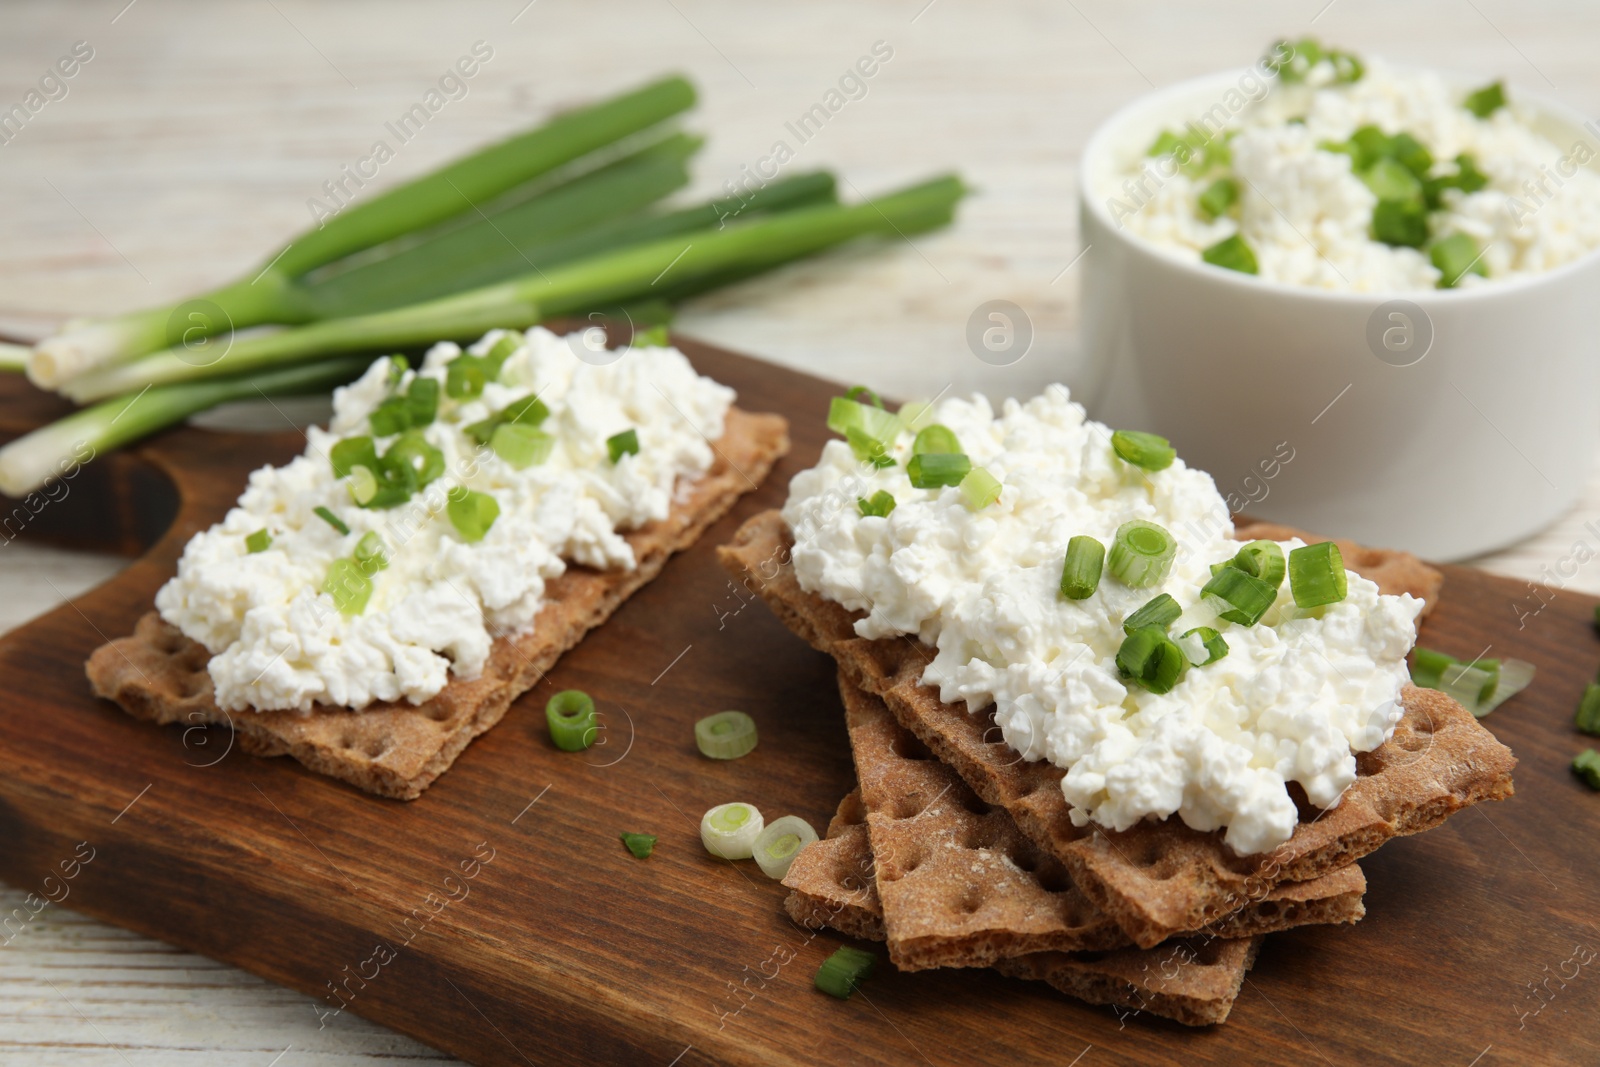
<box><xmin>313</xmin><ymin>506</ymin><xmax>350</xmax><ymax>536</ymax></box>
<box><xmin>1181</xmin><ymin>626</ymin><xmax>1229</xmax><ymax>665</ymax></box>
<box><xmin>491</xmin><ymin>423</ymin><xmax>555</xmax><ymax>469</ymax></box>
<box><xmin>607</xmin><ymin>428</ymin><xmax>640</xmax><ymax>463</ymax></box>
<box><xmin>1431</xmin><ymin>232</ymin><xmax>1488</xmax><ymax>288</ymax></box>
<box><xmin>1231</xmin><ymin>540</ymin><xmax>1286</xmax><ymax>588</ymax></box>
<box><xmin>330</xmin><ymin>436</ymin><xmax>380</xmax><ymax>478</ymax></box>
<box><xmin>245</xmin><ymin>529</ymin><xmax>272</xmax><ymax>554</ymax></box>
<box><xmin>1578</xmin><ymin>684</ymin><xmax>1600</xmax><ymax>736</ymax></box>
<box><xmin>1289</xmin><ymin>541</ymin><xmax>1348</xmax><ymax>608</ymax></box>
<box><xmin>1572</xmin><ymin>749</ymin><xmax>1600</xmax><ymax>790</ymax></box>
<box><xmin>446</xmin><ymin>487</ymin><xmax>500</xmax><ymax>543</ymax></box>
<box><xmin>858</xmin><ymin>490</ymin><xmax>897</xmax><ymax>518</ymax></box>
<box><xmin>1464</xmin><ymin>80</ymin><xmax>1507</xmax><ymax>119</ymax></box>
<box><xmin>1409</xmin><ymin>646</ymin><xmax>1457</xmax><ymax>690</ymax></box>
<box><xmin>1201</xmin><ymin>565</ymin><xmax>1278</xmax><ymax>626</ymax></box>
<box><xmin>1438</xmin><ymin>661</ymin><xmax>1498</xmax><ymax>710</ymax></box>
<box><xmin>353</xmin><ymin>530</ymin><xmax>388</xmax><ymax>574</ymax></box>
<box><xmin>1197</xmin><ymin>177</ymin><xmax>1238</xmax><ymax>221</ymax></box>
<box><xmin>370</xmin><ymin>376</ymin><xmax>439</xmax><ymax>435</ymax></box>
<box><xmin>752</xmin><ymin>815</ymin><xmax>818</xmax><ymax>879</ymax></box>
<box><xmin>845</xmin><ymin>385</ymin><xmax>885</xmax><ymax>409</ymax></box>
<box><xmin>695</xmin><ymin>710</ymin><xmax>759</xmax><ymax>760</ymax></box>
<box><xmin>828</xmin><ymin>396</ymin><xmax>903</xmax><ymax>446</ymax></box>
<box><xmin>1116</xmin><ymin>626</ymin><xmax>1190</xmax><ymax>694</ymax></box>
<box><xmin>845</xmin><ymin>425</ymin><xmax>897</xmax><ymax>468</ymax></box>
<box><xmin>546</xmin><ymin>689</ymin><xmax>598</xmax><ymax>751</ymax></box>
<box><xmin>959</xmin><ymin>466</ymin><xmax>1002</xmax><ymax>511</ymax></box>
<box><xmin>907</xmin><ymin>452</ymin><xmax>971</xmax><ymax>489</ymax></box>
<box><xmin>1060</xmin><ymin>535</ymin><xmax>1105</xmax><ymax>600</ymax></box>
<box><xmin>700</xmin><ymin>802</ymin><xmax>764</xmax><ymax>860</ymax></box>
<box><xmin>814</xmin><ymin>946</ymin><xmax>876</xmax><ymax>999</ymax></box>
<box><xmin>1201</xmin><ymin>234</ymin><xmax>1259</xmax><ymax>274</ymax></box>
<box><xmin>1111</xmin><ymin>430</ymin><xmax>1176</xmax><ymax>472</ymax></box>
<box><xmin>619</xmin><ymin>832</ymin><xmax>657</xmax><ymax>860</ymax></box>
<box><xmin>347</xmin><ymin>465</ymin><xmax>379</xmax><ymax>505</ymax></box>
<box><xmin>383</xmin><ymin>431</ymin><xmax>445</xmax><ymax>488</ymax></box>
<box><xmin>322</xmin><ymin>557</ymin><xmax>373</xmax><ymax>616</ymax></box>
<box><xmin>912</xmin><ymin>423</ymin><xmax>961</xmax><ymax>456</ymax></box>
<box><xmin>1108</xmin><ymin>520</ymin><xmax>1176</xmax><ymax>589</ymax></box>
<box><xmin>1124</xmin><ymin>593</ymin><xmax>1182</xmax><ymax>634</ymax></box>
<box><xmin>1372</xmin><ymin>198</ymin><xmax>1429</xmax><ymax>248</ymax></box>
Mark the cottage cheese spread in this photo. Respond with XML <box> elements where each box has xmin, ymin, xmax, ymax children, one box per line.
<box><xmin>782</xmin><ymin>387</ymin><xmax>1422</xmax><ymax>853</ymax></box>
<box><xmin>156</xmin><ymin>327</ymin><xmax>732</xmax><ymax>713</ymax></box>
<box><xmin>1106</xmin><ymin>57</ymin><xmax>1600</xmax><ymax>290</ymax></box>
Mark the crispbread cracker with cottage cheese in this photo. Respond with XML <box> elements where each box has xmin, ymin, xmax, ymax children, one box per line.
<box><xmin>86</xmin><ymin>409</ymin><xmax>788</xmax><ymax>800</ymax></box>
<box><xmin>721</xmin><ymin>509</ymin><xmax>1515</xmax><ymax>947</ymax></box>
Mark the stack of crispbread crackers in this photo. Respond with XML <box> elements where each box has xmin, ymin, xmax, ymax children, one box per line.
<box><xmin>718</xmin><ymin>511</ymin><xmax>1516</xmax><ymax>1026</ymax></box>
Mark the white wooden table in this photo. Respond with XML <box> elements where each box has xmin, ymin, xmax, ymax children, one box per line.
<box><xmin>3</xmin><ymin>0</ymin><xmax>1597</xmax><ymax>1062</ymax></box>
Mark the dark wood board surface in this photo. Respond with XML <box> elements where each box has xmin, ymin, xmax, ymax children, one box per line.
<box><xmin>0</xmin><ymin>344</ymin><xmax>1596</xmax><ymax>1066</ymax></box>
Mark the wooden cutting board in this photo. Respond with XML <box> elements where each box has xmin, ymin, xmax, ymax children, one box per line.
<box><xmin>0</xmin><ymin>342</ymin><xmax>1596</xmax><ymax>1067</ymax></box>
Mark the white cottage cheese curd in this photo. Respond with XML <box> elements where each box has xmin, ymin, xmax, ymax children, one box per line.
<box><xmin>782</xmin><ymin>386</ymin><xmax>1421</xmax><ymax>853</ymax></box>
<box><xmin>156</xmin><ymin>327</ymin><xmax>732</xmax><ymax>713</ymax></box>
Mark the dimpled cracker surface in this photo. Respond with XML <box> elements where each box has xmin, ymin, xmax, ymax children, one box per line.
<box><xmin>87</xmin><ymin>409</ymin><xmax>788</xmax><ymax>800</ymax></box>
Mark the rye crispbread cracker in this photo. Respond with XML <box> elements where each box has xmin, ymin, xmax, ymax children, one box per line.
<box><xmin>721</xmin><ymin>510</ymin><xmax>1515</xmax><ymax>947</ymax></box>
<box><xmin>86</xmin><ymin>409</ymin><xmax>788</xmax><ymax>800</ymax></box>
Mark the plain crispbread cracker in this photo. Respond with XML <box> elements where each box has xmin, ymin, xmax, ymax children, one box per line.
<box><xmin>721</xmin><ymin>509</ymin><xmax>1515</xmax><ymax>947</ymax></box>
<box><xmin>87</xmin><ymin>409</ymin><xmax>789</xmax><ymax>800</ymax></box>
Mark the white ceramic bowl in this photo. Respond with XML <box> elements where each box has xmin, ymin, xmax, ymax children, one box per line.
<box><xmin>1082</xmin><ymin>71</ymin><xmax>1600</xmax><ymax>561</ymax></box>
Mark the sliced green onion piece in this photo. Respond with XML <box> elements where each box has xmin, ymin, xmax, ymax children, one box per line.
<box><xmin>619</xmin><ymin>832</ymin><xmax>657</xmax><ymax>859</ymax></box>
<box><xmin>353</xmin><ymin>530</ymin><xmax>388</xmax><ymax>574</ymax></box>
<box><xmin>313</xmin><ymin>506</ymin><xmax>350</xmax><ymax>536</ymax></box>
<box><xmin>1477</xmin><ymin>658</ymin><xmax>1534</xmax><ymax>716</ymax></box>
<box><xmin>959</xmin><ymin>466</ymin><xmax>1002</xmax><ymax>511</ymax></box>
<box><xmin>897</xmin><ymin>399</ymin><xmax>935</xmax><ymax>431</ymax></box>
<box><xmin>1201</xmin><ymin>234</ymin><xmax>1258</xmax><ymax>274</ymax></box>
<box><xmin>1572</xmin><ymin>749</ymin><xmax>1600</xmax><ymax>790</ymax></box>
<box><xmin>1431</xmin><ymin>232</ymin><xmax>1488</xmax><ymax>288</ymax></box>
<box><xmin>845</xmin><ymin>425</ymin><xmax>896</xmax><ymax>468</ymax></box>
<box><xmin>322</xmin><ymin>557</ymin><xmax>373</xmax><ymax>616</ymax></box>
<box><xmin>1438</xmin><ymin>662</ymin><xmax>1498</xmax><ymax>712</ymax></box>
<box><xmin>545</xmin><ymin>689</ymin><xmax>598</xmax><ymax>751</ymax></box>
<box><xmin>1289</xmin><ymin>541</ymin><xmax>1347</xmax><ymax>608</ymax></box>
<box><xmin>446</xmin><ymin>487</ymin><xmax>500</xmax><ymax>543</ymax></box>
<box><xmin>1124</xmin><ymin>593</ymin><xmax>1182</xmax><ymax>634</ymax></box>
<box><xmin>607</xmin><ymin>429</ymin><xmax>639</xmax><ymax>463</ymax></box>
<box><xmin>1059</xmin><ymin>535</ymin><xmax>1105</xmax><ymax>600</ymax></box>
<box><xmin>347</xmin><ymin>465</ymin><xmax>379</xmax><ymax>505</ymax></box>
<box><xmin>1197</xmin><ymin>177</ymin><xmax>1238</xmax><ymax>221</ymax></box>
<box><xmin>700</xmin><ymin>802</ymin><xmax>764</xmax><ymax>860</ymax></box>
<box><xmin>1372</xmin><ymin>198</ymin><xmax>1428</xmax><ymax>248</ymax></box>
<box><xmin>371</xmin><ymin>376</ymin><xmax>440</xmax><ymax>435</ymax></box>
<box><xmin>827</xmin><ymin>396</ymin><xmax>903</xmax><ymax>444</ymax></box>
<box><xmin>1115</xmin><ymin>626</ymin><xmax>1189</xmax><ymax>695</ymax></box>
<box><xmin>858</xmin><ymin>490</ymin><xmax>897</xmax><ymax>518</ymax></box>
<box><xmin>845</xmin><ymin>385</ymin><xmax>885</xmax><ymax>409</ymax></box>
<box><xmin>383</xmin><ymin>432</ymin><xmax>445</xmax><ymax>487</ymax></box>
<box><xmin>1464</xmin><ymin>80</ymin><xmax>1506</xmax><ymax>118</ymax></box>
<box><xmin>445</xmin><ymin>354</ymin><xmax>489</xmax><ymax>400</ymax></box>
<box><xmin>1231</xmin><ymin>540</ymin><xmax>1286</xmax><ymax>588</ymax></box>
<box><xmin>1108</xmin><ymin>520</ymin><xmax>1176</xmax><ymax>589</ymax></box>
<box><xmin>1578</xmin><ymin>683</ymin><xmax>1600</xmax><ymax>736</ymax></box>
<box><xmin>752</xmin><ymin>815</ymin><xmax>818</xmax><ymax>879</ymax></box>
<box><xmin>245</xmin><ymin>529</ymin><xmax>272</xmax><ymax>554</ymax></box>
<box><xmin>1409</xmin><ymin>646</ymin><xmax>1456</xmax><ymax>690</ymax></box>
<box><xmin>491</xmin><ymin>422</ymin><xmax>555</xmax><ymax>469</ymax></box>
<box><xmin>695</xmin><ymin>711</ymin><xmax>758</xmax><ymax>760</ymax></box>
<box><xmin>912</xmin><ymin>423</ymin><xmax>961</xmax><ymax>456</ymax></box>
<box><xmin>1201</xmin><ymin>565</ymin><xmax>1277</xmax><ymax>626</ymax></box>
<box><xmin>1180</xmin><ymin>626</ymin><xmax>1229</xmax><ymax>665</ymax></box>
<box><xmin>814</xmin><ymin>946</ymin><xmax>876</xmax><ymax>999</ymax></box>
<box><xmin>483</xmin><ymin>333</ymin><xmax>520</xmax><ymax>371</ymax></box>
<box><xmin>330</xmin><ymin>435</ymin><xmax>380</xmax><ymax>478</ymax></box>
<box><xmin>1110</xmin><ymin>430</ymin><xmax>1176</xmax><ymax>472</ymax></box>
<box><xmin>1360</xmin><ymin>157</ymin><xmax>1424</xmax><ymax>203</ymax></box>
<box><xmin>907</xmin><ymin>452</ymin><xmax>970</xmax><ymax>490</ymax></box>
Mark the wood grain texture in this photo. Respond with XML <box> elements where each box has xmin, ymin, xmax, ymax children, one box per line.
<box><xmin>0</xmin><ymin>341</ymin><xmax>1597</xmax><ymax>1066</ymax></box>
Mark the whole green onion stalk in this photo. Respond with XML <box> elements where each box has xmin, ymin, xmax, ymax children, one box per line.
<box><xmin>63</xmin><ymin>175</ymin><xmax>967</xmax><ymax>402</ymax></box>
<box><xmin>27</xmin><ymin>75</ymin><xmax>697</xmax><ymax>388</ymax></box>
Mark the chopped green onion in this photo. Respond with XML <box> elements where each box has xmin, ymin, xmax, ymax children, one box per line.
<box><xmin>828</xmin><ymin>396</ymin><xmax>903</xmax><ymax>459</ymax></box>
<box><xmin>1231</xmin><ymin>540</ymin><xmax>1286</xmax><ymax>588</ymax></box>
<box><xmin>353</xmin><ymin>530</ymin><xmax>388</xmax><ymax>574</ymax></box>
<box><xmin>1201</xmin><ymin>566</ymin><xmax>1277</xmax><ymax>626</ymax></box>
<box><xmin>814</xmin><ymin>946</ymin><xmax>876</xmax><ymax>999</ymax></box>
<box><xmin>959</xmin><ymin>466</ymin><xmax>1002</xmax><ymax>510</ymax></box>
<box><xmin>1372</xmin><ymin>197</ymin><xmax>1429</xmax><ymax>248</ymax></box>
<box><xmin>1201</xmin><ymin>234</ymin><xmax>1259</xmax><ymax>274</ymax></box>
<box><xmin>491</xmin><ymin>423</ymin><xmax>555</xmax><ymax>469</ymax></box>
<box><xmin>845</xmin><ymin>426</ymin><xmax>897</xmax><ymax>468</ymax></box>
<box><xmin>1116</xmin><ymin>626</ymin><xmax>1189</xmax><ymax>695</ymax></box>
<box><xmin>446</xmin><ymin>487</ymin><xmax>500</xmax><ymax>543</ymax></box>
<box><xmin>607</xmin><ymin>429</ymin><xmax>640</xmax><ymax>463</ymax></box>
<box><xmin>1388</xmin><ymin>133</ymin><xmax>1434</xmax><ymax>178</ymax></box>
<box><xmin>1108</xmin><ymin>520</ymin><xmax>1176</xmax><ymax>589</ymax></box>
<box><xmin>383</xmin><ymin>432</ymin><xmax>445</xmax><ymax>488</ymax></box>
<box><xmin>752</xmin><ymin>815</ymin><xmax>818</xmax><ymax>879</ymax></box>
<box><xmin>1431</xmin><ymin>233</ymin><xmax>1488</xmax><ymax>288</ymax></box>
<box><xmin>1110</xmin><ymin>429</ymin><xmax>1176</xmax><ymax>472</ymax></box>
<box><xmin>322</xmin><ymin>557</ymin><xmax>373</xmax><ymax>616</ymax></box>
<box><xmin>1438</xmin><ymin>662</ymin><xmax>1499</xmax><ymax>710</ymax></box>
<box><xmin>619</xmin><ymin>832</ymin><xmax>657</xmax><ymax>859</ymax></box>
<box><xmin>371</xmin><ymin>377</ymin><xmax>440</xmax><ymax>436</ymax></box>
<box><xmin>330</xmin><ymin>435</ymin><xmax>380</xmax><ymax>478</ymax></box>
<box><xmin>464</xmin><ymin>392</ymin><xmax>550</xmax><ymax>446</ymax></box>
<box><xmin>1197</xmin><ymin>177</ymin><xmax>1238</xmax><ymax>221</ymax></box>
<box><xmin>858</xmin><ymin>491</ymin><xmax>897</xmax><ymax>518</ymax></box>
<box><xmin>313</xmin><ymin>506</ymin><xmax>350</xmax><ymax>536</ymax></box>
<box><xmin>347</xmin><ymin>465</ymin><xmax>379</xmax><ymax>505</ymax></box>
<box><xmin>1411</xmin><ymin>648</ymin><xmax>1532</xmax><ymax>716</ymax></box>
<box><xmin>907</xmin><ymin>452</ymin><xmax>971</xmax><ymax>489</ymax></box>
<box><xmin>897</xmin><ymin>399</ymin><xmax>935</xmax><ymax>431</ymax></box>
<box><xmin>695</xmin><ymin>711</ymin><xmax>759</xmax><ymax>760</ymax></box>
<box><xmin>1124</xmin><ymin>593</ymin><xmax>1182</xmax><ymax>634</ymax></box>
<box><xmin>700</xmin><ymin>802</ymin><xmax>764</xmax><ymax>860</ymax></box>
<box><xmin>1181</xmin><ymin>626</ymin><xmax>1229</xmax><ymax>665</ymax></box>
<box><xmin>546</xmin><ymin>689</ymin><xmax>598</xmax><ymax>751</ymax></box>
<box><xmin>245</xmin><ymin>529</ymin><xmax>272</xmax><ymax>554</ymax></box>
<box><xmin>1409</xmin><ymin>646</ymin><xmax>1456</xmax><ymax>690</ymax></box>
<box><xmin>1360</xmin><ymin>158</ymin><xmax>1425</xmax><ymax>203</ymax></box>
<box><xmin>1059</xmin><ymin>535</ymin><xmax>1105</xmax><ymax>600</ymax></box>
<box><xmin>912</xmin><ymin>423</ymin><xmax>961</xmax><ymax>456</ymax></box>
<box><xmin>1578</xmin><ymin>684</ymin><xmax>1600</xmax><ymax>736</ymax></box>
<box><xmin>845</xmin><ymin>385</ymin><xmax>885</xmax><ymax>409</ymax></box>
<box><xmin>1464</xmin><ymin>80</ymin><xmax>1507</xmax><ymax>119</ymax></box>
<box><xmin>1572</xmin><ymin>749</ymin><xmax>1600</xmax><ymax>790</ymax></box>
<box><xmin>1289</xmin><ymin>541</ymin><xmax>1348</xmax><ymax>608</ymax></box>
